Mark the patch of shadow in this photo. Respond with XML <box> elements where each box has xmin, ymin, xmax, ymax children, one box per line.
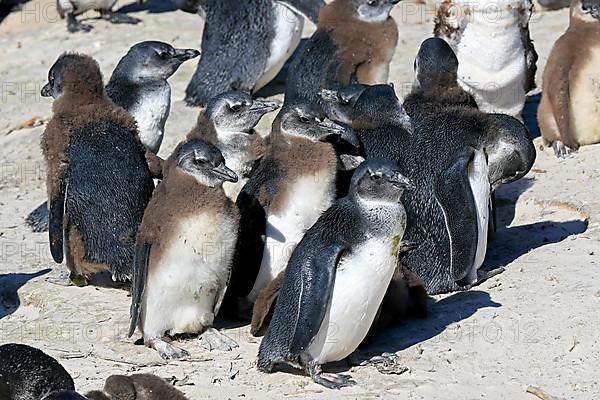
<box><xmin>523</xmin><ymin>92</ymin><xmax>541</xmax><ymax>139</ymax></box>
<box><xmin>117</xmin><ymin>0</ymin><xmax>178</xmax><ymax>14</ymax></box>
<box><xmin>360</xmin><ymin>290</ymin><xmax>501</xmax><ymax>355</ymax></box>
<box><xmin>0</xmin><ymin>269</ymin><xmax>50</xmax><ymax>319</ymax></box>
<box><xmin>494</xmin><ymin>177</ymin><xmax>535</xmax><ymax>228</ymax></box>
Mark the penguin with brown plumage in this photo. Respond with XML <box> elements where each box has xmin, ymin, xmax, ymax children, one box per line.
<box><xmin>128</xmin><ymin>139</ymin><xmax>240</xmax><ymax>359</ymax></box>
<box><xmin>85</xmin><ymin>374</ymin><xmax>189</xmax><ymax>400</ymax></box>
<box><xmin>187</xmin><ymin>91</ymin><xmax>280</xmax><ymax>200</ymax></box>
<box><xmin>40</xmin><ymin>53</ymin><xmax>155</xmax><ymax>285</ymax></box>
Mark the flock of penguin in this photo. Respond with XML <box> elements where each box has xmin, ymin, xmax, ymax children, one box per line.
<box><xmin>2</xmin><ymin>0</ymin><xmax>600</xmax><ymax>397</ymax></box>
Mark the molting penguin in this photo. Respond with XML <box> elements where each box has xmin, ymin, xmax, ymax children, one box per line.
<box><xmin>187</xmin><ymin>91</ymin><xmax>280</xmax><ymax>200</ymax></box>
<box><xmin>0</xmin><ymin>343</ymin><xmax>75</xmax><ymax>400</ymax></box>
<box><xmin>56</xmin><ymin>0</ymin><xmax>140</xmax><ymax>33</ymax></box>
<box><xmin>537</xmin><ymin>0</ymin><xmax>600</xmax><ymax>157</ymax></box>
<box><xmin>85</xmin><ymin>374</ymin><xmax>189</xmax><ymax>400</ymax></box>
<box><xmin>41</xmin><ymin>53</ymin><xmax>155</xmax><ymax>284</ymax></box>
<box><xmin>224</xmin><ymin>102</ymin><xmax>360</xmax><ymax>318</ymax></box>
<box><xmin>285</xmin><ymin>0</ymin><xmax>400</xmax><ymax>104</ymax></box>
<box><xmin>184</xmin><ymin>0</ymin><xmax>325</xmax><ymax>106</ymax></box>
<box><xmin>434</xmin><ymin>0</ymin><xmax>538</xmax><ymax>118</ymax></box>
<box><xmin>257</xmin><ymin>158</ymin><xmax>413</xmax><ymax>389</ymax></box>
<box><xmin>129</xmin><ymin>139</ymin><xmax>240</xmax><ymax>359</ymax></box>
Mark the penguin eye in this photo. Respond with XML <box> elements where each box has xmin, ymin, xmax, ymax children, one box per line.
<box><xmin>230</xmin><ymin>103</ymin><xmax>242</xmax><ymax>112</ymax></box>
<box><xmin>299</xmin><ymin>115</ymin><xmax>310</xmax><ymax>123</ymax></box>
<box><xmin>371</xmin><ymin>173</ymin><xmax>383</xmax><ymax>182</ymax></box>
<box><xmin>367</xmin><ymin>0</ymin><xmax>377</xmax><ymax>6</ymax></box>
<box><xmin>339</xmin><ymin>95</ymin><xmax>350</xmax><ymax>105</ymax></box>
<box><xmin>157</xmin><ymin>51</ymin><xmax>169</xmax><ymax>59</ymax></box>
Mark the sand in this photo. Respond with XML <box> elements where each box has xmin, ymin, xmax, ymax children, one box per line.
<box><xmin>0</xmin><ymin>1</ymin><xmax>599</xmax><ymax>399</ymax></box>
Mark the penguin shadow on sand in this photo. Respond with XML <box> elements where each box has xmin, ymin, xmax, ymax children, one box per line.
<box><xmin>0</xmin><ymin>269</ymin><xmax>50</xmax><ymax>319</ymax></box>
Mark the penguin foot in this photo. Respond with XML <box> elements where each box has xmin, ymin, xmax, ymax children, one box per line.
<box><xmin>552</xmin><ymin>141</ymin><xmax>576</xmax><ymax>158</ymax></box>
<box><xmin>25</xmin><ymin>202</ymin><xmax>49</xmax><ymax>232</ymax></box>
<box><xmin>46</xmin><ymin>271</ymin><xmax>89</xmax><ymax>287</ymax></box>
<box><xmin>473</xmin><ymin>267</ymin><xmax>506</xmax><ymax>287</ymax></box>
<box><xmin>149</xmin><ymin>338</ymin><xmax>190</xmax><ymax>360</ymax></box>
<box><xmin>66</xmin><ymin>14</ymin><xmax>92</xmax><ymax>33</ymax></box>
<box><xmin>308</xmin><ymin>363</ymin><xmax>355</xmax><ymax>390</ymax></box>
<box><xmin>349</xmin><ymin>351</ymin><xmax>409</xmax><ymax>375</ymax></box>
<box><xmin>100</xmin><ymin>10</ymin><xmax>141</xmax><ymax>24</ymax></box>
<box><xmin>198</xmin><ymin>327</ymin><xmax>238</xmax><ymax>351</ymax></box>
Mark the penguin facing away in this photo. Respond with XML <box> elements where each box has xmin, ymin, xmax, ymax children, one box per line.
<box><xmin>257</xmin><ymin>158</ymin><xmax>413</xmax><ymax>389</ymax></box>
<box><xmin>537</xmin><ymin>0</ymin><xmax>600</xmax><ymax>157</ymax></box>
<box><xmin>187</xmin><ymin>91</ymin><xmax>280</xmax><ymax>200</ymax></box>
<box><xmin>434</xmin><ymin>0</ymin><xmax>538</xmax><ymax>118</ymax></box>
<box><xmin>184</xmin><ymin>0</ymin><xmax>325</xmax><ymax>106</ymax></box>
<box><xmin>0</xmin><ymin>343</ymin><xmax>75</xmax><ymax>400</ymax></box>
<box><xmin>56</xmin><ymin>0</ymin><xmax>140</xmax><ymax>33</ymax></box>
<box><xmin>129</xmin><ymin>139</ymin><xmax>240</xmax><ymax>359</ymax></box>
<box><xmin>285</xmin><ymin>0</ymin><xmax>400</xmax><ymax>104</ymax></box>
<box><xmin>41</xmin><ymin>53</ymin><xmax>155</xmax><ymax>284</ymax></box>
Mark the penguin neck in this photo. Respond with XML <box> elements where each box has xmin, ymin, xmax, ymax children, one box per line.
<box><xmin>319</xmin><ymin>0</ymin><xmax>391</xmax><ymax>27</ymax></box>
<box><xmin>353</xmin><ymin>197</ymin><xmax>404</xmax><ymax>238</ymax></box>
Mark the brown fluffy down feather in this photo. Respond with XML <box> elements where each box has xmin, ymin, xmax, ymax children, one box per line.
<box><xmin>319</xmin><ymin>0</ymin><xmax>399</xmax><ymax>84</ymax></box>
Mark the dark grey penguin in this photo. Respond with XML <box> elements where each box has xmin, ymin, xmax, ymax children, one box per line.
<box><xmin>257</xmin><ymin>158</ymin><xmax>413</xmax><ymax>389</ymax></box>
<box><xmin>223</xmin><ymin>102</ymin><xmax>359</xmax><ymax>319</ymax></box>
<box><xmin>184</xmin><ymin>0</ymin><xmax>325</xmax><ymax>106</ymax></box>
<box><xmin>129</xmin><ymin>139</ymin><xmax>240</xmax><ymax>359</ymax></box>
<box><xmin>42</xmin><ymin>391</ymin><xmax>88</xmax><ymax>400</ymax></box>
<box><xmin>85</xmin><ymin>374</ymin><xmax>189</xmax><ymax>400</ymax></box>
<box><xmin>26</xmin><ymin>41</ymin><xmax>193</xmax><ymax>233</ymax></box>
<box><xmin>56</xmin><ymin>0</ymin><xmax>140</xmax><ymax>33</ymax></box>
<box><xmin>0</xmin><ymin>343</ymin><xmax>75</xmax><ymax>400</ymax></box>
<box><xmin>187</xmin><ymin>91</ymin><xmax>280</xmax><ymax>200</ymax></box>
<box><xmin>40</xmin><ymin>53</ymin><xmax>155</xmax><ymax>284</ymax></box>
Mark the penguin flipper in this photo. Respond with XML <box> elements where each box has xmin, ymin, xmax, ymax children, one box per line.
<box><xmin>289</xmin><ymin>242</ymin><xmax>346</xmax><ymax>354</ymax></box>
<box><xmin>434</xmin><ymin>147</ymin><xmax>479</xmax><ymax>283</ymax></box>
<box><xmin>276</xmin><ymin>0</ymin><xmax>325</xmax><ymax>24</ymax></box>
<box><xmin>48</xmin><ymin>176</ymin><xmax>67</xmax><ymax>264</ymax></box>
<box><xmin>129</xmin><ymin>240</ymin><xmax>150</xmax><ymax>338</ymax></box>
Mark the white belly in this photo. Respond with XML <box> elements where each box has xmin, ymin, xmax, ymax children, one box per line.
<box><xmin>72</xmin><ymin>0</ymin><xmax>116</xmax><ymax>13</ymax></box>
<box><xmin>141</xmin><ymin>214</ymin><xmax>237</xmax><ymax>338</ymax></box>
<box><xmin>254</xmin><ymin>3</ymin><xmax>304</xmax><ymax>91</ymax></box>
<box><xmin>307</xmin><ymin>238</ymin><xmax>400</xmax><ymax>364</ymax></box>
<box><xmin>131</xmin><ymin>88</ymin><xmax>171</xmax><ymax>153</ymax></box>
<box><xmin>570</xmin><ymin>47</ymin><xmax>600</xmax><ymax>146</ymax></box>
<box><xmin>454</xmin><ymin>3</ymin><xmax>528</xmax><ymax>116</ymax></box>
<box><xmin>247</xmin><ymin>176</ymin><xmax>334</xmax><ymax>301</ymax></box>
<box><xmin>467</xmin><ymin>149</ymin><xmax>490</xmax><ymax>282</ymax></box>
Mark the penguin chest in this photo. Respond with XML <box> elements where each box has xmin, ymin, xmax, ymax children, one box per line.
<box><xmin>131</xmin><ymin>87</ymin><xmax>171</xmax><ymax>153</ymax></box>
<box><xmin>570</xmin><ymin>46</ymin><xmax>600</xmax><ymax>146</ymax></box>
<box><xmin>254</xmin><ymin>3</ymin><xmax>304</xmax><ymax>91</ymax></box>
<box><xmin>467</xmin><ymin>149</ymin><xmax>490</xmax><ymax>282</ymax></box>
<box><xmin>307</xmin><ymin>237</ymin><xmax>401</xmax><ymax>364</ymax></box>
<box><xmin>68</xmin><ymin>0</ymin><xmax>116</xmax><ymax>13</ymax></box>
<box><xmin>142</xmin><ymin>214</ymin><xmax>238</xmax><ymax>336</ymax></box>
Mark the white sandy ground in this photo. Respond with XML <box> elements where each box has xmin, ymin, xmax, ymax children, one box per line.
<box><xmin>0</xmin><ymin>1</ymin><xmax>599</xmax><ymax>399</ymax></box>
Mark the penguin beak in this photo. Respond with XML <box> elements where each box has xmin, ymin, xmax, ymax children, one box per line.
<box><xmin>317</xmin><ymin>89</ymin><xmax>339</xmax><ymax>103</ymax></box>
<box><xmin>389</xmin><ymin>172</ymin><xmax>415</xmax><ymax>190</ymax></box>
<box><xmin>250</xmin><ymin>99</ymin><xmax>280</xmax><ymax>113</ymax></box>
<box><xmin>320</xmin><ymin>119</ymin><xmax>361</xmax><ymax>149</ymax></box>
<box><xmin>212</xmin><ymin>163</ymin><xmax>238</xmax><ymax>183</ymax></box>
<box><xmin>41</xmin><ymin>83</ymin><xmax>53</xmax><ymax>98</ymax></box>
<box><xmin>174</xmin><ymin>48</ymin><xmax>200</xmax><ymax>62</ymax></box>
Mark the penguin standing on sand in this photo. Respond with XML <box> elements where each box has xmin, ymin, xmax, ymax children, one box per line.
<box><xmin>129</xmin><ymin>139</ymin><xmax>240</xmax><ymax>359</ymax></box>
<box><xmin>56</xmin><ymin>0</ymin><xmax>140</xmax><ymax>33</ymax></box>
<box><xmin>537</xmin><ymin>0</ymin><xmax>600</xmax><ymax>157</ymax></box>
<box><xmin>184</xmin><ymin>0</ymin><xmax>325</xmax><ymax>106</ymax></box>
<box><xmin>41</xmin><ymin>53</ymin><xmax>155</xmax><ymax>284</ymax></box>
<box><xmin>434</xmin><ymin>0</ymin><xmax>538</xmax><ymax>118</ymax></box>
<box><xmin>224</xmin><ymin>103</ymin><xmax>359</xmax><ymax>317</ymax></box>
<box><xmin>187</xmin><ymin>91</ymin><xmax>280</xmax><ymax>200</ymax></box>
<box><xmin>257</xmin><ymin>159</ymin><xmax>413</xmax><ymax>388</ymax></box>
<box><xmin>285</xmin><ymin>0</ymin><xmax>400</xmax><ymax>104</ymax></box>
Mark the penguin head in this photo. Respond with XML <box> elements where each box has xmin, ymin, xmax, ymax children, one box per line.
<box><xmin>205</xmin><ymin>91</ymin><xmax>280</xmax><ymax>135</ymax></box>
<box><xmin>176</xmin><ymin>139</ymin><xmax>238</xmax><ymax>187</ymax></box>
<box><xmin>100</xmin><ymin>375</ymin><xmax>136</xmax><ymax>400</ymax></box>
<box><xmin>319</xmin><ymin>84</ymin><xmax>409</xmax><ymax>130</ymax></box>
<box><xmin>115</xmin><ymin>41</ymin><xmax>200</xmax><ymax>82</ymax></box>
<box><xmin>414</xmin><ymin>38</ymin><xmax>459</xmax><ymax>91</ymax></box>
<box><xmin>41</xmin><ymin>391</ymin><xmax>90</xmax><ymax>400</ymax></box>
<box><xmin>351</xmin><ymin>0</ymin><xmax>400</xmax><ymax>22</ymax></box>
<box><xmin>350</xmin><ymin>158</ymin><xmax>414</xmax><ymax>204</ymax></box>
<box><xmin>276</xmin><ymin>102</ymin><xmax>360</xmax><ymax>148</ymax></box>
<box><xmin>576</xmin><ymin>0</ymin><xmax>600</xmax><ymax>20</ymax></box>
<box><xmin>41</xmin><ymin>53</ymin><xmax>104</xmax><ymax>100</ymax></box>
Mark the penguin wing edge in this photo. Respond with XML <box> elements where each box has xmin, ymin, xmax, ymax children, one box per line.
<box><xmin>277</xmin><ymin>0</ymin><xmax>325</xmax><ymax>24</ymax></box>
<box><xmin>128</xmin><ymin>241</ymin><xmax>150</xmax><ymax>338</ymax></box>
<box><xmin>48</xmin><ymin>173</ymin><xmax>67</xmax><ymax>264</ymax></box>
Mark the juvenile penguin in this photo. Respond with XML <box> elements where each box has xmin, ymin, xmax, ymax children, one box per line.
<box><xmin>537</xmin><ymin>0</ymin><xmax>600</xmax><ymax>157</ymax></box>
<box><xmin>85</xmin><ymin>374</ymin><xmax>189</xmax><ymax>400</ymax></box>
<box><xmin>0</xmin><ymin>343</ymin><xmax>75</xmax><ymax>400</ymax></box>
<box><xmin>257</xmin><ymin>158</ymin><xmax>413</xmax><ymax>388</ymax></box>
<box><xmin>41</xmin><ymin>53</ymin><xmax>155</xmax><ymax>283</ymax></box>
<box><xmin>285</xmin><ymin>0</ymin><xmax>400</xmax><ymax>104</ymax></box>
<box><xmin>434</xmin><ymin>0</ymin><xmax>538</xmax><ymax>118</ymax></box>
<box><xmin>224</xmin><ymin>102</ymin><xmax>359</xmax><ymax>317</ymax></box>
<box><xmin>56</xmin><ymin>0</ymin><xmax>140</xmax><ymax>33</ymax></box>
<box><xmin>187</xmin><ymin>91</ymin><xmax>280</xmax><ymax>200</ymax></box>
<box><xmin>184</xmin><ymin>0</ymin><xmax>325</xmax><ymax>106</ymax></box>
<box><xmin>129</xmin><ymin>139</ymin><xmax>240</xmax><ymax>359</ymax></box>
<box><xmin>42</xmin><ymin>392</ymin><xmax>88</xmax><ymax>400</ymax></box>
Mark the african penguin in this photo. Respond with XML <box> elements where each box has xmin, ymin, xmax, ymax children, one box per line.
<box><xmin>257</xmin><ymin>158</ymin><xmax>413</xmax><ymax>389</ymax></box>
<box><xmin>434</xmin><ymin>0</ymin><xmax>538</xmax><ymax>118</ymax></box>
<box><xmin>187</xmin><ymin>91</ymin><xmax>280</xmax><ymax>200</ymax></box>
<box><xmin>223</xmin><ymin>102</ymin><xmax>360</xmax><ymax>318</ymax></box>
<box><xmin>0</xmin><ymin>343</ymin><xmax>75</xmax><ymax>400</ymax></box>
<box><xmin>184</xmin><ymin>0</ymin><xmax>325</xmax><ymax>106</ymax></box>
<box><xmin>42</xmin><ymin>392</ymin><xmax>88</xmax><ymax>400</ymax></box>
<box><xmin>285</xmin><ymin>0</ymin><xmax>400</xmax><ymax>104</ymax></box>
<box><xmin>129</xmin><ymin>139</ymin><xmax>240</xmax><ymax>359</ymax></box>
<box><xmin>537</xmin><ymin>0</ymin><xmax>600</xmax><ymax>157</ymax></box>
<box><xmin>40</xmin><ymin>53</ymin><xmax>155</xmax><ymax>284</ymax></box>
<box><xmin>56</xmin><ymin>0</ymin><xmax>140</xmax><ymax>33</ymax></box>
<box><xmin>85</xmin><ymin>374</ymin><xmax>189</xmax><ymax>400</ymax></box>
